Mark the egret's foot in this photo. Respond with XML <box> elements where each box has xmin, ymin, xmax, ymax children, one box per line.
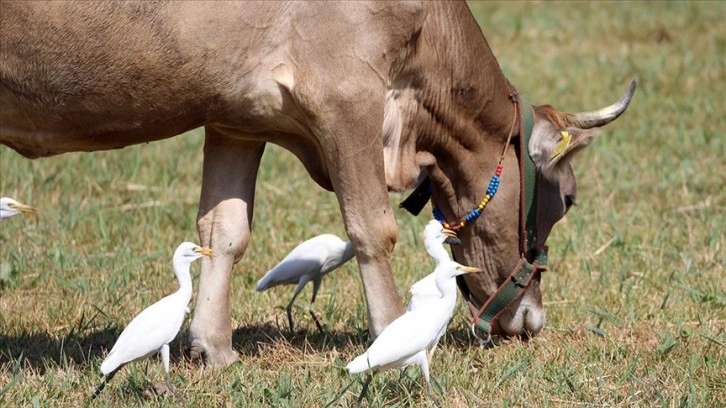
<box><xmin>426</xmin><ymin>379</ymin><xmax>444</xmax><ymax>408</ymax></box>
<box><xmin>188</xmin><ymin>341</ymin><xmax>239</xmax><ymax>367</ymax></box>
<box><xmin>309</xmin><ymin>310</ymin><xmax>325</xmax><ymax>334</ymax></box>
<box><xmin>150</xmin><ymin>381</ymin><xmax>180</xmax><ymax>399</ymax></box>
<box><xmin>431</xmin><ymin>376</ymin><xmax>444</xmax><ymax>396</ymax></box>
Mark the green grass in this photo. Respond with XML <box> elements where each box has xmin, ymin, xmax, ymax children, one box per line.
<box><xmin>1</xmin><ymin>1</ymin><xmax>724</xmax><ymax>406</ymax></box>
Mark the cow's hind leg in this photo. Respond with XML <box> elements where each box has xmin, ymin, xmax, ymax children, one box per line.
<box><xmin>189</xmin><ymin>126</ymin><xmax>265</xmax><ymax>367</ymax></box>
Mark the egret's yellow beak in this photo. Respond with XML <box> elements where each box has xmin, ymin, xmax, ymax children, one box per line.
<box><xmin>456</xmin><ymin>265</ymin><xmax>482</xmax><ymax>274</ymax></box>
<box><xmin>442</xmin><ymin>228</ymin><xmax>462</xmax><ymax>245</ymax></box>
<box><xmin>195</xmin><ymin>247</ymin><xmax>216</xmax><ymax>257</ymax></box>
<box><xmin>442</xmin><ymin>228</ymin><xmax>457</xmax><ymax>238</ymax></box>
<box><xmin>10</xmin><ymin>202</ymin><xmax>37</xmax><ymax>215</ymax></box>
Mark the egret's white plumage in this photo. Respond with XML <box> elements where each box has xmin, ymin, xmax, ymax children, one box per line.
<box><xmin>0</xmin><ymin>197</ymin><xmax>36</xmax><ymax>221</ymax></box>
<box><xmin>346</xmin><ymin>259</ymin><xmax>480</xmax><ymax>384</ymax></box>
<box><xmin>93</xmin><ymin>242</ymin><xmax>214</xmax><ymax>398</ymax></box>
<box><xmin>256</xmin><ymin>234</ymin><xmax>354</xmax><ymax>332</ymax></box>
<box><xmin>406</xmin><ymin>220</ymin><xmax>461</xmax><ymax>356</ymax></box>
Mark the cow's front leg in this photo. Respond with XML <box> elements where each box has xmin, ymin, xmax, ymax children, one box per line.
<box><xmin>323</xmin><ymin>124</ymin><xmax>404</xmax><ymax>337</ymax></box>
<box><xmin>189</xmin><ymin>127</ymin><xmax>265</xmax><ymax>367</ymax></box>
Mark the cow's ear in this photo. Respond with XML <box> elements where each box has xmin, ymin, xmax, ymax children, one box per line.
<box><xmin>529</xmin><ymin>124</ymin><xmax>600</xmax><ymax>180</ymax></box>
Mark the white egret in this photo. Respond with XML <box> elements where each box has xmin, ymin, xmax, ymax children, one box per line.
<box><xmin>346</xmin><ymin>259</ymin><xmax>481</xmax><ymax>401</ymax></box>
<box><xmin>93</xmin><ymin>242</ymin><xmax>215</xmax><ymax>398</ymax></box>
<box><xmin>256</xmin><ymin>234</ymin><xmax>354</xmax><ymax>332</ymax></box>
<box><xmin>407</xmin><ymin>220</ymin><xmax>460</xmax><ymax>310</ymax></box>
<box><xmin>0</xmin><ymin>197</ymin><xmax>36</xmax><ymax>221</ymax></box>
<box><xmin>406</xmin><ymin>220</ymin><xmax>461</xmax><ymax>357</ymax></box>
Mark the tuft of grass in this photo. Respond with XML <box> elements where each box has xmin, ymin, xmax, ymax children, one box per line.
<box><xmin>1</xmin><ymin>1</ymin><xmax>724</xmax><ymax>406</ymax></box>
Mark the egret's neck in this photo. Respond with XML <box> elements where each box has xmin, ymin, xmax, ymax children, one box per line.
<box><xmin>172</xmin><ymin>259</ymin><xmax>194</xmax><ymax>301</ymax></box>
<box><xmin>425</xmin><ymin>241</ymin><xmax>451</xmax><ymax>264</ymax></box>
<box><xmin>342</xmin><ymin>241</ymin><xmax>355</xmax><ymax>263</ymax></box>
<box><xmin>434</xmin><ymin>262</ymin><xmax>459</xmax><ymax>300</ymax></box>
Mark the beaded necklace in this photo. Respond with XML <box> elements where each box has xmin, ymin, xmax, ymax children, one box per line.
<box><xmin>431</xmin><ymin>95</ymin><xmax>520</xmax><ymax>232</ymax></box>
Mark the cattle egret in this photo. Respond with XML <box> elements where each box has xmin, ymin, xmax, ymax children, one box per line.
<box><xmin>93</xmin><ymin>242</ymin><xmax>215</xmax><ymax>398</ymax></box>
<box><xmin>406</xmin><ymin>220</ymin><xmax>461</xmax><ymax>357</ymax></box>
<box><xmin>0</xmin><ymin>197</ymin><xmax>36</xmax><ymax>221</ymax></box>
<box><xmin>256</xmin><ymin>234</ymin><xmax>354</xmax><ymax>332</ymax></box>
<box><xmin>346</xmin><ymin>259</ymin><xmax>481</xmax><ymax>401</ymax></box>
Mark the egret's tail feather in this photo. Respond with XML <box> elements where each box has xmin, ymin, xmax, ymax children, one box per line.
<box><xmin>99</xmin><ymin>355</ymin><xmax>119</xmax><ymax>376</ymax></box>
<box><xmin>346</xmin><ymin>353</ymin><xmax>371</xmax><ymax>374</ymax></box>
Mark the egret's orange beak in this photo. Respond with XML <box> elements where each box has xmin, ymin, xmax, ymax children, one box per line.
<box><xmin>456</xmin><ymin>265</ymin><xmax>482</xmax><ymax>274</ymax></box>
<box><xmin>9</xmin><ymin>202</ymin><xmax>36</xmax><ymax>215</ymax></box>
<box><xmin>442</xmin><ymin>228</ymin><xmax>457</xmax><ymax>238</ymax></box>
<box><xmin>195</xmin><ymin>247</ymin><xmax>216</xmax><ymax>257</ymax></box>
<box><xmin>442</xmin><ymin>228</ymin><xmax>461</xmax><ymax>245</ymax></box>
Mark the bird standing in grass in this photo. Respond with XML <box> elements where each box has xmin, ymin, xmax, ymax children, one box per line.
<box><xmin>406</xmin><ymin>220</ymin><xmax>461</xmax><ymax>358</ymax></box>
<box><xmin>256</xmin><ymin>233</ymin><xmax>354</xmax><ymax>333</ymax></box>
<box><xmin>0</xmin><ymin>197</ymin><xmax>36</xmax><ymax>221</ymax></box>
<box><xmin>346</xmin><ymin>258</ymin><xmax>481</xmax><ymax>402</ymax></box>
<box><xmin>407</xmin><ymin>219</ymin><xmax>460</xmax><ymax>311</ymax></box>
<box><xmin>93</xmin><ymin>242</ymin><xmax>214</xmax><ymax>399</ymax></box>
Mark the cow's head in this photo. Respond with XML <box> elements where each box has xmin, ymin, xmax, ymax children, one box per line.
<box><xmin>452</xmin><ymin>81</ymin><xmax>636</xmax><ymax>338</ymax></box>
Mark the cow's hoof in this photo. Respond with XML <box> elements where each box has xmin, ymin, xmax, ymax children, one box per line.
<box><xmin>189</xmin><ymin>342</ymin><xmax>239</xmax><ymax>368</ymax></box>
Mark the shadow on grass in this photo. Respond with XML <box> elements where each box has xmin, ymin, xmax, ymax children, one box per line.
<box><xmin>0</xmin><ymin>326</ymin><xmax>121</xmax><ymax>374</ymax></box>
<box><xmin>0</xmin><ymin>322</ymin><xmax>527</xmax><ymax>375</ymax></box>
<box><xmin>231</xmin><ymin>322</ymin><xmax>367</xmax><ymax>357</ymax></box>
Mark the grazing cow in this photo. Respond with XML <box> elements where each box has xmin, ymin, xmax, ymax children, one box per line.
<box><xmin>0</xmin><ymin>1</ymin><xmax>634</xmax><ymax>366</ymax></box>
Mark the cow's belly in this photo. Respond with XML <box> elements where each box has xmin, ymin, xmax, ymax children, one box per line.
<box><xmin>0</xmin><ymin>98</ymin><xmax>208</xmax><ymax>159</ymax></box>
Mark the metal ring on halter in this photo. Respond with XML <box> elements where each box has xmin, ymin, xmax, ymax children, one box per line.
<box><xmin>471</xmin><ymin>323</ymin><xmax>492</xmax><ymax>348</ymax></box>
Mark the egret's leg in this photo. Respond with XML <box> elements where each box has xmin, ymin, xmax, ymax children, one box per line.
<box><xmin>91</xmin><ymin>367</ymin><xmax>120</xmax><ymax>399</ymax></box>
<box><xmin>286</xmin><ymin>279</ymin><xmax>308</xmax><ymax>333</ymax></box>
<box><xmin>160</xmin><ymin>344</ymin><xmax>180</xmax><ymax>398</ymax></box>
<box><xmin>419</xmin><ymin>356</ymin><xmax>443</xmax><ymax>406</ymax></box>
<box><xmin>309</xmin><ymin>277</ymin><xmax>324</xmax><ymax>333</ymax></box>
<box><xmin>309</xmin><ymin>310</ymin><xmax>324</xmax><ymax>334</ymax></box>
<box><xmin>191</xmin><ymin>128</ymin><xmax>265</xmax><ymax>367</ymax></box>
<box><xmin>91</xmin><ymin>374</ymin><xmax>110</xmax><ymax>399</ymax></box>
<box><xmin>355</xmin><ymin>374</ymin><xmax>373</xmax><ymax>408</ymax></box>
<box><xmin>420</xmin><ymin>355</ymin><xmax>430</xmax><ymax>385</ymax></box>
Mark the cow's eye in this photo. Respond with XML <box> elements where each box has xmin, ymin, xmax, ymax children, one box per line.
<box><xmin>564</xmin><ymin>194</ymin><xmax>576</xmax><ymax>209</ymax></box>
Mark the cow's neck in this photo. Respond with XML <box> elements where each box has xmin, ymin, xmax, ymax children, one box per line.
<box><xmin>394</xmin><ymin>2</ymin><xmax>523</xmax><ymax>291</ymax></box>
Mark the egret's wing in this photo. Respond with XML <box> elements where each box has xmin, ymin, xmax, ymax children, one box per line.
<box><xmin>255</xmin><ymin>238</ymin><xmax>331</xmax><ymax>290</ymax></box>
<box><xmin>406</xmin><ymin>272</ymin><xmax>440</xmax><ymax>312</ymax></box>
<box><xmin>318</xmin><ymin>239</ymin><xmax>354</xmax><ymax>274</ymax></box>
<box><xmin>364</xmin><ymin>306</ymin><xmax>447</xmax><ymax>371</ymax></box>
<box><xmin>101</xmin><ymin>294</ymin><xmax>187</xmax><ymax>374</ymax></box>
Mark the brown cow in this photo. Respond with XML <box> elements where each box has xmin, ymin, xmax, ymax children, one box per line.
<box><xmin>0</xmin><ymin>1</ymin><xmax>634</xmax><ymax>366</ymax></box>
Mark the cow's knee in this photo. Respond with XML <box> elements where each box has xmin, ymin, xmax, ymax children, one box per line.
<box><xmin>348</xmin><ymin>218</ymin><xmax>398</xmax><ymax>262</ymax></box>
<box><xmin>347</xmin><ymin>217</ymin><xmax>403</xmax><ymax>336</ymax></box>
<box><xmin>196</xmin><ymin>198</ymin><xmax>250</xmax><ymax>261</ymax></box>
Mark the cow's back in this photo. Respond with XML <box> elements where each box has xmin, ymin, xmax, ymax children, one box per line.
<box><xmin>0</xmin><ymin>1</ymin><xmax>426</xmax><ymax>158</ymax></box>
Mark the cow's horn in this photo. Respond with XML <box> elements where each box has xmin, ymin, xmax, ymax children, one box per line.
<box><xmin>569</xmin><ymin>80</ymin><xmax>636</xmax><ymax>129</ymax></box>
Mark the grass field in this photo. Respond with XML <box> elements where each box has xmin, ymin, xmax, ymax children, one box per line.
<box><xmin>1</xmin><ymin>1</ymin><xmax>724</xmax><ymax>406</ymax></box>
